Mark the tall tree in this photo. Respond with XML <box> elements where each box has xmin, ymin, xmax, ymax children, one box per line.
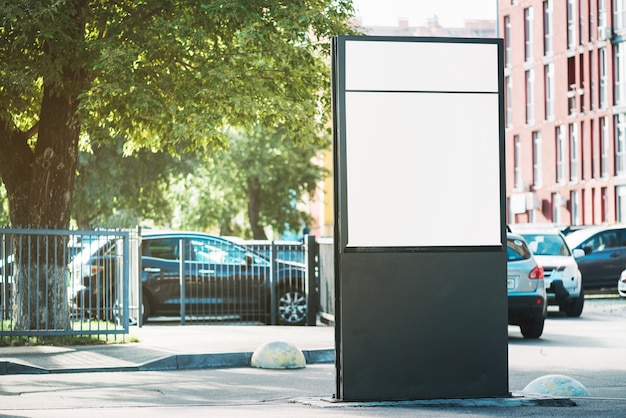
<box><xmin>0</xmin><ymin>0</ymin><xmax>356</xmax><ymax>329</ymax></box>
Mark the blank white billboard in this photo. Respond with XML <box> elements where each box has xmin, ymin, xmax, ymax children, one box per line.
<box><xmin>343</xmin><ymin>39</ymin><xmax>502</xmax><ymax>248</ymax></box>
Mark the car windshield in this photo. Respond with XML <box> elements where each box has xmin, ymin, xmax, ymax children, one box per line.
<box><xmin>507</xmin><ymin>237</ymin><xmax>531</xmax><ymax>261</ymax></box>
<box><xmin>521</xmin><ymin>233</ymin><xmax>571</xmax><ymax>256</ymax></box>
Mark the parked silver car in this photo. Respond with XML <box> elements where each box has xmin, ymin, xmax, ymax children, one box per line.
<box><xmin>509</xmin><ymin>224</ymin><xmax>585</xmax><ymax>317</ymax></box>
<box><xmin>507</xmin><ymin>232</ymin><xmax>547</xmax><ymax>339</ymax></box>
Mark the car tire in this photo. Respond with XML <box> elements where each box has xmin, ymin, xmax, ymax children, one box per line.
<box><xmin>141</xmin><ymin>293</ymin><xmax>151</xmax><ymax>324</ymax></box>
<box><xmin>560</xmin><ymin>288</ymin><xmax>585</xmax><ymax>317</ymax></box>
<box><xmin>277</xmin><ymin>286</ymin><xmax>307</xmax><ymax>326</ymax></box>
<box><xmin>520</xmin><ymin>318</ymin><xmax>544</xmax><ymax>339</ymax></box>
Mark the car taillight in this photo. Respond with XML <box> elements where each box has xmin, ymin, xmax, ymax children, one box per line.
<box><xmin>529</xmin><ymin>266</ymin><xmax>544</xmax><ymax>279</ymax></box>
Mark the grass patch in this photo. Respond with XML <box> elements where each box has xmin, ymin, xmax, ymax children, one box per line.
<box><xmin>0</xmin><ymin>320</ymin><xmax>137</xmax><ymax>347</ymax></box>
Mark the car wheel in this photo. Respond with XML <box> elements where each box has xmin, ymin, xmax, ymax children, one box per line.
<box><xmin>560</xmin><ymin>288</ymin><xmax>585</xmax><ymax>317</ymax></box>
<box><xmin>277</xmin><ymin>286</ymin><xmax>307</xmax><ymax>326</ymax></box>
<box><xmin>520</xmin><ymin>318</ymin><xmax>544</xmax><ymax>339</ymax></box>
<box><xmin>141</xmin><ymin>293</ymin><xmax>151</xmax><ymax>324</ymax></box>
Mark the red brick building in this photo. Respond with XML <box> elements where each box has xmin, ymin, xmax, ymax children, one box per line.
<box><xmin>501</xmin><ymin>0</ymin><xmax>626</xmax><ymax>226</ymax></box>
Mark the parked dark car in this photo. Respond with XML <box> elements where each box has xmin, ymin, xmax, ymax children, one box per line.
<box><xmin>507</xmin><ymin>233</ymin><xmax>547</xmax><ymax>339</ymax></box>
<box><xmin>564</xmin><ymin>225</ymin><xmax>626</xmax><ymax>290</ymax></box>
<box><xmin>70</xmin><ymin>231</ymin><xmax>308</xmax><ymax>325</ymax></box>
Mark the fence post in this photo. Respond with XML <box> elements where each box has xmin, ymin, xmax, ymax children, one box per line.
<box><xmin>305</xmin><ymin>235</ymin><xmax>318</xmax><ymax>326</ymax></box>
<box><xmin>270</xmin><ymin>241</ymin><xmax>277</xmax><ymax>325</ymax></box>
<box><xmin>179</xmin><ymin>239</ymin><xmax>186</xmax><ymax>325</ymax></box>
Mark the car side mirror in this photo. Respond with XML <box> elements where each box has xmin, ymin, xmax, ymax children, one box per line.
<box><xmin>572</xmin><ymin>248</ymin><xmax>585</xmax><ymax>259</ymax></box>
<box><xmin>581</xmin><ymin>245</ymin><xmax>593</xmax><ymax>255</ymax></box>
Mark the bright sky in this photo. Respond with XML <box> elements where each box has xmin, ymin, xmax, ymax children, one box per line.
<box><xmin>352</xmin><ymin>0</ymin><xmax>498</xmax><ymax>28</ymax></box>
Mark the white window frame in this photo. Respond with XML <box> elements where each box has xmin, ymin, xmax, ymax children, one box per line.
<box><xmin>600</xmin><ymin>47</ymin><xmax>607</xmax><ymax>108</ymax></box>
<box><xmin>533</xmin><ymin>131</ymin><xmax>543</xmax><ymax>188</ymax></box>
<box><xmin>571</xmin><ymin>190</ymin><xmax>580</xmax><ymax>225</ymax></box>
<box><xmin>525</xmin><ymin>7</ymin><xmax>534</xmax><ymax>61</ymax></box>
<box><xmin>514</xmin><ymin>135</ymin><xmax>523</xmax><ymax>189</ymax></box>
<box><xmin>616</xmin><ymin>114</ymin><xmax>626</xmax><ymax>176</ymax></box>
<box><xmin>544</xmin><ymin>63</ymin><xmax>554</xmax><ymax>120</ymax></box>
<box><xmin>601</xmin><ymin>117</ymin><xmax>609</xmax><ymax>177</ymax></box>
<box><xmin>567</xmin><ymin>0</ymin><xmax>576</xmax><ymax>49</ymax></box>
<box><xmin>543</xmin><ymin>1</ymin><xmax>553</xmax><ymax>55</ymax></box>
<box><xmin>616</xmin><ymin>43</ymin><xmax>626</xmax><ymax>105</ymax></box>
<box><xmin>614</xmin><ymin>0</ymin><xmax>626</xmax><ymax>31</ymax></box>
<box><xmin>526</xmin><ymin>69</ymin><xmax>535</xmax><ymax>124</ymax></box>
<box><xmin>556</xmin><ymin>126</ymin><xmax>565</xmax><ymax>183</ymax></box>
<box><xmin>570</xmin><ymin>123</ymin><xmax>579</xmax><ymax>182</ymax></box>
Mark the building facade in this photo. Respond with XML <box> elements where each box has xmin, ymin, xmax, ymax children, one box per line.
<box><xmin>502</xmin><ymin>0</ymin><xmax>626</xmax><ymax>226</ymax></box>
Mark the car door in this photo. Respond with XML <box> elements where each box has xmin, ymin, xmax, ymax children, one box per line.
<box><xmin>188</xmin><ymin>237</ymin><xmax>268</xmax><ymax>317</ymax></box>
<box><xmin>141</xmin><ymin>237</ymin><xmax>184</xmax><ymax>314</ymax></box>
<box><xmin>576</xmin><ymin>229</ymin><xmax>625</xmax><ymax>289</ymax></box>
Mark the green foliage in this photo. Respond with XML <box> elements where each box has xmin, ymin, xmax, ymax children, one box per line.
<box><xmin>0</xmin><ymin>186</ymin><xmax>9</xmax><ymax>226</ymax></box>
<box><xmin>72</xmin><ymin>137</ymin><xmax>194</xmax><ymax>229</ymax></box>
<box><xmin>174</xmin><ymin>125</ymin><xmax>329</xmax><ymax>239</ymax></box>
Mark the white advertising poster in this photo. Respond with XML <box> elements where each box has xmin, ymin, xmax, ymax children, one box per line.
<box><xmin>343</xmin><ymin>39</ymin><xmax>502</xmax><ymax>248</ymax></box>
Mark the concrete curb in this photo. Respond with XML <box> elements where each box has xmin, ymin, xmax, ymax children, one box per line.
<box><xmin>293</xmin><ymin>391</ymin><xmax>577</xmax><ymax>408</ymax></box>
<box><xmin>0</xmin><ymin>349</ymin><xmax>335</xmax><ymax>375</ymax></box>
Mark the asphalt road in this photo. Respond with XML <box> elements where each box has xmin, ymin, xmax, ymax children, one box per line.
<box><xmin>1</xmin><ymin>296</ymin><xmax>625</xmax><ymax>417</ymax></box>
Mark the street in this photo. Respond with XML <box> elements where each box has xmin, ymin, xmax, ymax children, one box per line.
<box><xmin>0</xmin><ymin>296</ymin><xmax>625</xmax><ymax>417</ymax></box>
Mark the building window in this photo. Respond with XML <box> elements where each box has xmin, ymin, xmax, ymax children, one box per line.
<box><xmin>526</xmin><ymin>69</ymin><xmax>535</xmax><ymax>124</ymax></box>
<box><xmin>600</xmin><ymin>116</ymin><xmax>609</xmax><ymax>177</ymax></box>
<box><xmin>533</xmin><ymin>131</ymin><xmax>543</xmax><ymax>188</ymax></box>
<box><xmin>567</xmin><ymin>0</ymin><xmax>576</xmax><ymax>49</ymax></box>
<box><xmin>590</xmin><ymin>49</ymin><xmax>596</xmax><ymax>110</ymax></box>
<box><xmin>506</xmin><ymin>76</ymin><xmax>512</xmax><ymax>128</ymax></box>
<box><xmin>568</xmin><ymin>57</ymin><xmax>577</xmax><ymax>115</ymax></box>
<box><xmin>598</xmin><ymin>0</ymin><xmax>607</xmax><ymax>29</ymax></box>
<box><xmin>544</xmin><ymin>63</ymin><xmax>554</xmax><ymax>120</ymax></box>
<box><xmin>616</xmin><ymin>43</ymin><xmax>625</xmax><ymax>105</ymax></box>
<box><xmin>514</xmin><ymin>135</ymin><xmax>522</xmax><ymax>189</ymax></box>
<box><xmin>591</xmin><ymin>119</ymin><xmax>596</xmax><ymax>178</ymax></box>
<box><xmin>602</xmin><ymin>187</ymin><xmax>609</xmax><ymax>222</ymax></box>
<box><xmin>556</xmin><ymin>126</ymin><xmax>566</xmax><ymax>183</ymax></box>
<box><xmin>617</xmin><ymin>185</ymin><xmax>626</xmax><ymax>222</ymax></box>
<box><xmin>614</xmin><ymin>0</ymin><xmax>626</xmax><ymax>30</ymax></box>
<box><xmin>571</xmin><ymin>190</ymin><xmax>580</xmax><ymax>225</ymax></box>
<box><xmin>570</xmin><ymin>123</ymin><xmax>579</xmax><ymax>181</ymax></box>
<box><xmin>504</xmin><ymin>15</ymin><xmax>511</xmax><ymax>66</ymax></box>
<box><xmin>616</xmin><ymin>114</ymin><xmax>626</xmax><ymax>176</ymax></box>
<box><xmin>525</xmin><ymin>7</ymin><xmax>534</xmax><ymax>61</ymax></box>
<box><xmin>579</xmin><ymin>53</ymin><xmax>585</xmax><ymax>113</ymax></box>
<box><xmin>599</xmin><ymin>47</ymin><xmax>607</xmax><ymax>109</ymax></box>
<box><xmin>552</xmin><ymin>192</ymin><xmax>562</xmax><ymax>224</ymax></box>
<box><xmin>543</xmin><ymin>1</ymin><xmax>553</xmax><ymax>56</ymax></box>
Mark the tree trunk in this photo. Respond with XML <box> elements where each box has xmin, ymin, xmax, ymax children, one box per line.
<box><xmin>247</xmin><ymin>177</ymin><xmax>268</xmax><ymax>240</ymax></box>
<box><xmin>9</xmin><ymin>85</ymin><xmax>80</xmax><ymax>330</ymax></box>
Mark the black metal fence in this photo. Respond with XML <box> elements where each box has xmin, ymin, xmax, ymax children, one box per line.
<box><xmin>0</xmin><ymin>228</ymin><xmax>139</xmax><ymax>339</ymax></box>
<box><xmin>0</xmin><ymin>229</ymin><xmax>323</xmax><ymax>340</ymax></box>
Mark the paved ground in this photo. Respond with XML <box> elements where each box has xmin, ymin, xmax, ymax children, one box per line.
<box><xmin>0</xmin><ymin>323</ymin><xmax>336</xmax><ymax>374</ymax></box>
<box><xmin>1</xmin><ymin>295</ymin><xmax>625</xmax><ymax>416</ymax></box>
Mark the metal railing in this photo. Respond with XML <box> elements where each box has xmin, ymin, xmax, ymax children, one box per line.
<box><xmin>0</xmin><ymin>229</ymin><xmax>320</xmax><ymax>340</ymax></box>
<box><xmin>0</xmin><ymin>228</ymin><xmax>139</xmax><ymax>340</ymax></box>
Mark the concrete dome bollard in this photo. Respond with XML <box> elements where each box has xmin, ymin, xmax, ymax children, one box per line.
<box><xmin>522</xmin><ymin>374</ymin><xmax>590</xmax><ymax>397</ymax></box>
<box><xmin>250</xmin><ymin>340</ymin><xmax>306</xmax><ymax>369</ymax></box>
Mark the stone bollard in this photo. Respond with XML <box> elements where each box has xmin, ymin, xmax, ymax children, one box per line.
<box><xmin>250</xmin><ymin>341</ymin><xmax>306</xmax><ymax>369</ymax></box>
<box><xmin>522</xmin><ymin>374</ymin><xmax>590</xmax><ymax>397</ymax></box>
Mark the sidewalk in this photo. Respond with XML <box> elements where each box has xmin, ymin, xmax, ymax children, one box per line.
<box><xmin>0</xmin><ymin>323</ymin><xmax>336</xmax><ymax>375</ymax></box>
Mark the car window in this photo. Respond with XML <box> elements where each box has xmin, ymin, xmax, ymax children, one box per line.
<box><xmin>582</xmin><ymin>230</ymin><xmax>620</xmax><ymax>253</ymax></box>
<box><xmin>507</xmin><ymin>238</ymin><xmax>531</xmax><ymax>261</ymax></box>
<box><xmin>143</xmin><ymin>238</ymin><xmax>179</xmax><ymax>260</ymax></box>
<box><xmin>521</xmin><ymin>233</ymin><xmax>571</xmax><ymax>256</ymax></box>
